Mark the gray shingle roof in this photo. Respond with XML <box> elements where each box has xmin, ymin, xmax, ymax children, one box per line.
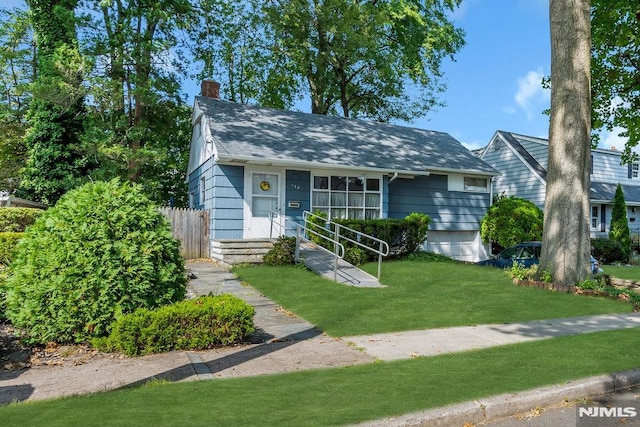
<box><xmin>196</xmin><ymin>96</ymin><xmax>498</xmax><ymax>175</ymax></box>
<box><xmin>591</xmin><ymin>182</ymin><xmax>640</xmax><ymax>204</ymax></box>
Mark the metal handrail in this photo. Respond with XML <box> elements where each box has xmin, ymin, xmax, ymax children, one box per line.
<box><xmin>268</xmin><ymin>210</ymin><xmax>390</xmax><ymax>281</ymax></box>
<box><xmin>301</xmin><ymin>211</ymin><xmax>390</xmax><ymax>280</ymax></box>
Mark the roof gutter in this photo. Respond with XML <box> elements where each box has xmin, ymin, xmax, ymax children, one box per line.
<box><xmin>217</xmin><ymin>155</ymin><xmax>434</xmax><ymax>176</ymax></box>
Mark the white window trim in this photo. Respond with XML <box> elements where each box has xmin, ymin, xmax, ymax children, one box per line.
<box><xmin>310</xmin><ymin>171</ymin><xmax>383</xmax><ymax>220</ymax></box>
<box><xmin>448</xmin><ymin>174</ymin><xmax>490</xmax><ymax>193</ymax></box>
<box><xmin>590</xmin><ymin>205</ymin><xmax>600</xmax><ymax>231</ymax></box>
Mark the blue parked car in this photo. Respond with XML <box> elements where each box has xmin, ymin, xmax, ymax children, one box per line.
<box><xmin>476</xmin><ymin>242</ymin><xmax>602</xmax><ymax>274</ymax></box>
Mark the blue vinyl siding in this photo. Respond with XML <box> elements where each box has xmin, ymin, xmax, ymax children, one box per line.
<box><xmin>388</xmin><ymin>174</ymin><xmax>490</xmax><ymax>231</ymax></box>
<box><xmin>210</xmin><ymin>164</ymin><xmax>244</xmax><ymax>239</ymax></box>
<box><xmin>285</xmin><ymin>170</ymin><xmax>310</xmax><ymax>224</ymax></box>
<box><xmin>482</xmin><ymin>141</ymin><xmax>546</xmax><ymax>208</ymax></box>
<box><xmin>188</xmin><ymin>157</ymin><xmax>214</xmax><ymax>209</ymax></box>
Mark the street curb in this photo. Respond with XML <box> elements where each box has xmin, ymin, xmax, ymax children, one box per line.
<box><xmin>355</xmin><ymin>368</ymin><xmax>640</xmax><ymax>426</ymax></box>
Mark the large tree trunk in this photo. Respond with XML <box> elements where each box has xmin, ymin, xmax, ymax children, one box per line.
<box><xmin>540</xmin><ymin>0</ymin><xmax>592</xmax><ymax>286</ymax></box>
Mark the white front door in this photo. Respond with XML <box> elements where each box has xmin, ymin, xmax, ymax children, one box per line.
<box><xmin>244</xmin><ymin>170</ymin><xmax>282</xmax><ymax>238</ymax></box>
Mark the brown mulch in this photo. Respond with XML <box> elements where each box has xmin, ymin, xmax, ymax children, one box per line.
<box><xmin>0</xmin><ymin>322</ymin><xmax>119</xmax><ymax>372</ymax></box>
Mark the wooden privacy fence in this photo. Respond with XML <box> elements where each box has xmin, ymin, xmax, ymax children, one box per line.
<box><xmin>158</xmin><ymin>208</ymin><xmax>210</xmax><ymax>259</ymax></box>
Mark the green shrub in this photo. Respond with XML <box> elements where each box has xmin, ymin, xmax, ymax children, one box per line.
<box><xmin>591</xmin><ymin>238</ymin><xmax>626</xmax><ymax>264</ymax></box>
<box><xmin>306</xmin><ymin>210</ymin><xmax>333</xmax><ymax>250</ymax></box>
<box><xmin>304</xmin><ymin>211</ymin><xmax>430</xmax><ymax>262</ymax></box>
<box><xmin>609</xmin><ymin>184</ymin><xmax>631</xmax><ymax>260</ymax></box>
<box><xmin>480</xmin><ymin>196</ymin><xmax>543</xmax><ymax>250</ymax></box>
<box><xmin>263</xmin><ymin>236</ymin><xmax>297</xmax><ymax>265</ymax></box>
<box><xmin>509</xmin><ymin>262</ymin><xmax>552</xmax><ymax>283</ymax></box>
<box><xmin>0</xmin><ymin>232</ymin><xmax>23</xmax><ymax>265</ymax></box>
<box><xmin>334</xmin><ymin>213</ymin><xmax>431</xmax><ymax>260</ymax></box>
<box><xmin>344</xmin><ymin>247</ymin><xmax>369</xmax><ymax>266</ymax></box>
<box><xmin>0</xmin><ymin>207</ymin><xmax>44</xmax><ymax>232</ymax></box>
<box><xmin>94</xmin><ymin>295</ymin><xmax>255</xmax><ymax>356</ymax></box>
<box><xmin>4</xmin><ymin>179</ymin><xmax>186</xmax><ymax>345</ymax></box>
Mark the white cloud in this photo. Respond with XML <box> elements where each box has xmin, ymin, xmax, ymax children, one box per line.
<box><xmin>461</xmin><ymin>140</ymin><xmax>484</xmax><ymax>151</ymax></box>
<box><xmin>450</xmin><ymin>0</ymin><xmax>473</xmax><ymax>20</ymax></box>
<box><xmin>600</xmin><ymin>127</ymin><xmax>628</xmax><ymax>151</ymax></box>
<box><xmin>514</xmin><ymin>67</ymin><xmax>550</xmax><ymax>120</ymax></box>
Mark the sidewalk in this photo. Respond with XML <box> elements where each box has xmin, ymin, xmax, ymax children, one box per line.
<box><xmin>1</xmin><ymin>259</ymin><xmax>640</xmax><ymax>425</ymax></box>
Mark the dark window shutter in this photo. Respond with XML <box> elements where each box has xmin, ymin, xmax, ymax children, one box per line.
<box><xmin>629</xmin><ymin>163</ymin><xmax>633</xmax><ymax>179</ymax></box>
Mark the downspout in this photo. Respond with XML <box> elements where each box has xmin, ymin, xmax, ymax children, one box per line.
<box><xmin>489</xmin><ymin>176</ymin><xmax>494</xmax><ymax>205</ymax></box>
<box><xmin>389</xmin><ymin>172</ymin><xmax>399</xmax><ymax>183</ymax></box>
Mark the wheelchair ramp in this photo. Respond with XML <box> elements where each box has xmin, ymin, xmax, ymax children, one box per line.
<box><xmin>298</xmin><ymin>242</ymin><xmax>385</xmax><ymax>288</ymax></box>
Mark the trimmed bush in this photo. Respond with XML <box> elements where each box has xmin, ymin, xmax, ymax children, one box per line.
<box><xmin>480</xmin><ymin>196</ymin><xmax>543</xmax><ymax>250</ymax></box>
<box><xmin>94</xmin><ymin>295</ymin><xmax>255</xmax><ymax>356</ymax></box>
<box><xmin>4</xmin><ymin>179</ymin><xmax>186</xmax><ymax>345</ymax></box>
<box><xmin>334</xmin><ymin>212</ymin><xmax>431</xmax><ymax>259</ymax></box>
<box><xmin>263</xmin><ymin>236</ymin><xmax>297</xmax><ymax>265</ymax></box>
<box><xmin>0</xmin><ymin>207</ymin><xmax>44</xmax><ymax>232</ymax></box>
<box><xmin>344</xmin><ymin>247</ymin><xmax>369</xmax><ymax>266</ymax></box>
<box><xmin>0</xmin><ymin>232</ymin><xmax>23</xmax><ymax>265</ymax></box>
<box><xmin>591</xmin><ymin>237</ymin><xmax>626</xmax><ymax>264</ymax></box>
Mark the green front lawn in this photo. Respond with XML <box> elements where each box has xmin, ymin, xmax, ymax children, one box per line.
<box><xmin>2</xmin><ymin>328</ymin><xmax>640</xmax><ymax>426</ymax></box>
<box><xmin>1</xmin><ymin>258</ymin><xmax>638</xmax><ymax>426</ymax></box>
<box><xmin>234</xmin><ymin>260</ymin><xmax>633</xmax><ymax>336</ymax></box>
<box><xmin>604</xmin><ymin>264</ymin><xmax>640</xmax><ymax>281</ymax></box>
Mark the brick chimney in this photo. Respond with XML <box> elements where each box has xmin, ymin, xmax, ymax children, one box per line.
<box><xmin>201</xmin><ymin>80</ymin><xmax>220</xmax><ymax>99</ymax></box>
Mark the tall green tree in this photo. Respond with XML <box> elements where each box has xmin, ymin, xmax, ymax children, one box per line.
<box><xmin>81</xmin><ymin>0</ymin><xmax>191</xmax><ymax>182</ymax></box>
<box><xmin>540</xmin><ymin>0</ymin><xmax>592</xmax><ymax>286</ymax></box>
<box><xmin>0</xmin><ymin>8</ymin><xmax>34</xmax><ymax>192</ymax></box>
<box><xmin>196</xmin><ymin>0</ymin><xmax>465</xmax><ymax>121</ymax></box>
<box><xmin>609</xmin><ymin>183</ymin><xmax>630</xmax><ymax>260</ymax></box>
<box><xmin>591</xmin><ymin>0</ymin><xmax>640</xmax><ymax>160</ymax></box>
<box><xmin>18</xmin><ymin>0</ymin><xmax>93</xmax><ymax>205</ymax></box>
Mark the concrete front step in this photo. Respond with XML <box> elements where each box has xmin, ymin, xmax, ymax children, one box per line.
<box><xmin>210</xmin><ymin>239</ymin><xmax>275</xmax><ymax>264</ymax></box>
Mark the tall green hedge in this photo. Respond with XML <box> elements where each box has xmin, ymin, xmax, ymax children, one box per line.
<box><xmin>4</xmin><ymin>179</ymin><xmax>186</xmax><ymax>345</ymax></box>
<box><xmin>0</xmin><ymin>207</ymin><xmax>44</xmax><ymax>232</ymax></box>
<box><xmin>307</xmin><ymin>212</ymin><xmax>430</xmax><ymax>264</ymax></box>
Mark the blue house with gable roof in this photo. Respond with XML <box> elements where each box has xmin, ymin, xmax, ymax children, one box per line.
<box><xmin>187</xmin><ymin>81</ymin><xmax>499</xmax><ymax>263</ymax></box>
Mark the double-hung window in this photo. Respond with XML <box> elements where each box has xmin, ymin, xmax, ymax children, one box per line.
<box><xmin>312</xmin><ymin>175</ymin><xmax>381</xmax><ymax>219</ymax></box>
<box><xmin>591</xmin><ymin>206</ymin><xmax>600</xmax><ymax>230</ymax></box>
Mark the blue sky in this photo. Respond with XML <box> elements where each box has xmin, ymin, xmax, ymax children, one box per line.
<box><xmin>417</xmin><ymin>0</ymin><xmax>552</xmax><ymax>150</ymax></box>
<box><xmin>3</xmin><ymin>0</ymin><xmax>624</xmax><ymax>151</ymax></box>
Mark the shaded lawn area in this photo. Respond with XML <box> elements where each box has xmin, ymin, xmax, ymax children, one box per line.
<box><xmin>234</xmin><ymin>260</ymin><xmax>634</xmax><ymax>337</ymax></box>
<box><xmin>2</xmin><ymin>328</ymin><xmax>640</xmax><ymax>427</ymax></box>
<box><xmin>604</xmin><ymin>265</ymin><xmax>640</xmax><ymax>281</ymax></box>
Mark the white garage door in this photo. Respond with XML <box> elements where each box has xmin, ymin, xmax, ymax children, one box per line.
<box><xmin>424</xmin><ymin>231</ymin><xmax>489</xmax><ymax>262</ymax></box>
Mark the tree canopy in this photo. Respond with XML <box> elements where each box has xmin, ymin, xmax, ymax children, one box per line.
<box><xmin>591</xmin><ymin>0</ymin><xmax>640</xmax><ymax>160</ymax></box>
<box><xmin>258</xmin><ymin>0</ymin><xmax>465</xmax><ymax>120</ymax></box>
<box><xmin>0</xmin><ymin>0</ymin><xmax>466</xmax><ymax>205</ymax></box>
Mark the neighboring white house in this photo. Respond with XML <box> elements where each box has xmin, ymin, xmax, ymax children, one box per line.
<box><xmin>186</xmin><ymin>81</ymin><xmax>499</xmax><ymax>263</ymax></box>
<box><xmin>478</xmin><ymin>130</ymin><xmax>640</xmax><ymax>238</ymax></box>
